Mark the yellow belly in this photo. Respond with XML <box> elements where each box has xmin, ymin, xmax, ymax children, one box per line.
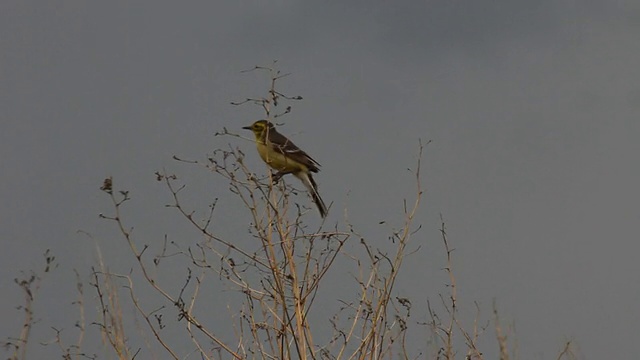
<box><xmin>256</xmin><ymin>143</ymin><xmax>307</xmax><ymax>173</ymax></box>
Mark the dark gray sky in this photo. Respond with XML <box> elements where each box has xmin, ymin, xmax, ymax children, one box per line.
<box><xmin>2</xmin><ymin>1</ymin><xmax>639</xmax><ymax>358</ymax></box>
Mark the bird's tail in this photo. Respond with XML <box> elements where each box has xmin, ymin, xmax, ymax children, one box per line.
<box><xmin>296</xmin><ymin>172</ymin><xmax>328</xmax><ymax>218</ymax></box>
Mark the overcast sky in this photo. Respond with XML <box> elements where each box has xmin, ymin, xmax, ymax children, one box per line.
<box><xmin>2</xmin><ymin>1</ymin><xmax>639</xmax><ymax>359</ymax></box>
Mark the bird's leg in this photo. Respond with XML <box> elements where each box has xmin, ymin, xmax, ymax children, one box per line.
<box><xmin>271</xmin><ymin>171</ymin><xmax>285</xmax><ymax>183</ymax></box>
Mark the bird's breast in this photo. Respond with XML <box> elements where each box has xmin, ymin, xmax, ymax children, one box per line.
<box><xmin>256</xmin><ymin>143</ymin><xmax>306</xmax><ymax>172</ymax></box>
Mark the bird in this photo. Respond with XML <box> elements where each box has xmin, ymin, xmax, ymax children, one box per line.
<box><xmin>243</xmin><ymin>120</ymin><xmax>328</xmax><ymax>217</ymax></box>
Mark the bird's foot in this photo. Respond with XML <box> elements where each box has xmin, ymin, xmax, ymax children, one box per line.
<box><xmin>271</xmin><ymin>171</ymin><xmax>284</xmax><ymax>184</ymax></box>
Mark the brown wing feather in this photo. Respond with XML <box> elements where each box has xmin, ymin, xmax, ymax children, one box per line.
<box><xmin>268</xmin><ymin>129</ymin><xmax>321</xmax><ymax>172</ymax></box>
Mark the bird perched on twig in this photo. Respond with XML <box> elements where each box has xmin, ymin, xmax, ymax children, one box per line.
<box><xmin>243</xmin><ymin>120</ymin><xmax>328</xmax><ymax>217</ymax></box>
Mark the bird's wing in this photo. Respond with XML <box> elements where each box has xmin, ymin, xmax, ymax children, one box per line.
<box><xmin>269</xmin><ymin>130</ymin><xmax>321</xmax><ymax>172</ymax></box>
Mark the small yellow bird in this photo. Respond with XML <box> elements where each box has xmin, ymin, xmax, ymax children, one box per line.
<box><xmin>243</xmin><ymin>120</ymin><xmax>328</xmax><ymax>217</ymax></box>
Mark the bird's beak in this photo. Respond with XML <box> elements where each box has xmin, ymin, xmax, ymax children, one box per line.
<box><xmin>242</xmin><ymin>125</ymin><xmax>252</xmax><ymax>130</ymax></box>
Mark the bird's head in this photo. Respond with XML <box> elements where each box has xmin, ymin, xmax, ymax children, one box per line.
<box><xmin>242</xmin><ymin>120</ymin><xmax>274</xmax><ymax>138</ymax></box>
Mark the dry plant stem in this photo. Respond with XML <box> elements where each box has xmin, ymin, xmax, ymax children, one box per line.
<box><xmin>159</xmin><ymin>167</ymin><xmax>279</xmax><ymax>310</ymax></box>
<box><xmin>10</xmin><ymin>65</ymin><xmax>581</xmax><ymax>360</ymax></box>
<box><xmin>272</xmin><ymin>181</ymin><xmax>315</xmax><ymax>360</ymax></box>
<box><xmin>465</xmin><ymin>302</ymin><xmax>487</xmax><ymax>360</ymax></box>
<box><xmin>7</xmin><ymin>250</ymin><xmax>56</xmax><ymax>360</ymax></box>
<box><xmin>90</xmin><ymin>268</ymin><xmax>132</xmax><ymax>359</ymax></box>
<box><xmin>334</xmin><ymin>141</ymin><xmax>424</xmax><ymax>360</ymax></box>
<box><xmin>97</xmin><ymin>66</ymin><xmax>432</xmax><ymax>360</ymax></box>
<box><xmin>41</xmin><ymin>269</ymin><xmax>86</xmax><ymax>359</ymax></box>
<box><xmin>266</xmin><ymin>182</ymin><xmax>310</xmax><ymax>360</ymax></box>
<box><xmin>440</xmin><ymin>219</ymin><xmax>456</xmax><ymax>360</ymax></box>
<box><xmin>73</xmin><ymin>269</ymin><xmax>86</xmax><ymax>359</ymax></box>
<box><xmin>168</xmin><ymin>148</ymin><xmax>347</xmax><ymax>360</ymax></box>
<box><xmin>202</xmin><ymin>148</ymin><xmax>296</xmax><ymax>358</ymax></box>
<box><xmin>185</xmin><ymin>271</ymin><xmax>211</xmax><ymax>360</ymax></box>
<box><xmin>161</xmin><ymin>172</ymin><xmax>268</xmax><ymax>269</ymax></box>
<box><xmin>52</xmin><ymin>329</ymin><xmax>66</xmax><ymax>358</ymax></box>
<box><xmin>12</xmin><ymin>276</ymin><xmax>35</xmax><ymax>360</ymax></box>
<box><xmin>431</xmin><ymin>217</ymin><xmax>484</xmax><ymax>360</ymax></box>
<box><xmin>227</xmin><ymin>63</ymin><xmax>332</xmax><ymax>360</ymax></box>
<box><xmin>439</xmin><ymin>214</ymin><xmax>512</xmax><ymax>358</ymax></box>
<box><xmin>100</xmin><ymin>188</ymin><xmax>243</xmax><ymax>360</ymax></box>
<box><xmin>493</xmin><ymin>303</ymin><xmax>509</xmax><ymax>360</ymax></box>
<box><xmin>556</xmin><ymin>341</ymin><xmax>575</xmax><ymax>360</ymax></box>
